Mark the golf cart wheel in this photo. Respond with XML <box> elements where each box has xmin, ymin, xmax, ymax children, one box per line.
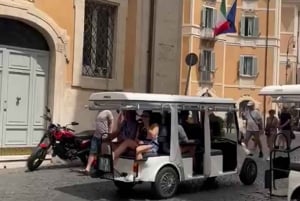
<box><xmin>114</xmin><ymin>181</ymin><xmax>135</xmax><ymax>192</ymax></box>
<box><xmin>239</xmin><ymin>158</ymin><xmax>257</xmax><ymax>185</ymax></box>
<box><xmin>291</xmin><ymin>188</ymin><xmax>300</xmax><ymax>201</ymax></box>
<box><xmin>151</xmin><ymin>166</ymin><xmax>179</xmax><ymax>199</ymax></box>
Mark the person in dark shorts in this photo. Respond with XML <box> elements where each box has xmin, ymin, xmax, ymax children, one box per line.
<box><xmin>279</xmin><ymin>105</ymin><xmax>292</xmax><ymax>148</ymax></box>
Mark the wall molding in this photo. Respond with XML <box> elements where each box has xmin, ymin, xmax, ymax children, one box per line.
<box><xmin>182</xmin><ymin>25</ymin><xmax>279</xmax><ymax>47</ymax></box>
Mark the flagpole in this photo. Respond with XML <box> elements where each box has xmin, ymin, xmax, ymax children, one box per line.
<box><xmin>263</xmin><ymin>0</ymin><xmax>270</xmax><ymax>125</ymax></box>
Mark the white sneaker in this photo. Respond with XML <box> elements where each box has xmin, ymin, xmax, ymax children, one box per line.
<box><xmin>241</xmin><ymin>143</ymin><xmax>251</xmax><ymax>155</ymax></box>
<box><xmin>266</xmin><ymin>157</ymin><xmax>270</xmax><ymax>161</ymax></box>
<box><xmin>125</xmin><ymin>174</ymin><xmax>134</xmax><ymax>181</ymax></box>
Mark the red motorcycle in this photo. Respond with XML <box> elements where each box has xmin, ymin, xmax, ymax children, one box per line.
<box><xmin>27</xmin><ymin>107</ymin><xmax>92</xmax><ymax>171</ymax></box>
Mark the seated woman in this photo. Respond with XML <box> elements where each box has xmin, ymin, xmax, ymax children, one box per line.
<box><xmin>136</xmin><ymin>111</ymin><xmax>160</xmax><ymax>160</ymax></box>
<box><xmin>112</xmin><ymin>110</ymin><xmax>160</xmax><ymax>162</ymax></box>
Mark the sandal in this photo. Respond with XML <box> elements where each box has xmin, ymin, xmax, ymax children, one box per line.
<box><xmin>78</xmin><ymin>169</ymin><xmax>90</xmax><ymax>175</ymax></box>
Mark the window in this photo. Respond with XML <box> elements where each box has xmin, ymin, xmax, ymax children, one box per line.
<box><xmin>239</xmin><ymin>56</ymin><xmax>258</xmax><ymax>77</ymax></box>
<box><xmin>82</xmin><ymin>0</ymin><xmax>117</xmax><ymax>78</ymax></box>
<box><xmin>199</xmin><ymin>50</ymin><xmax>215</xmax><ymax>82</ymax></box>
<box><xmin>201</xmin><ymin>7</ymin><xmax>216</xmax><ymax>29</ymax></box>
<box><xmin>73</xmin><ymin>0</ymin><xmax>127</xmax><ymax>90</ymax></box>
<box><xmin>240</xmin><ymin>16</ymin><xmax>259</xmax><ymax>37</ymax></box>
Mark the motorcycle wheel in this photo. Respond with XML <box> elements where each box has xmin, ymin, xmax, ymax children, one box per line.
<box><xmin>27</xmin><ymin>147</ymin><xmax>47</xmax><ymax>171</ymax></box>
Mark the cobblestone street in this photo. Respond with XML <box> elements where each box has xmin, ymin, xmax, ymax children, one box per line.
<box><xmin>0</xmin><ymin>159</ymin><xmax>285</xmax><ymax>201</ymax></box>
<box><xmin>1</xmin><ymin>133</ymin><xmax>299</xmax><ymax>201</ymax></box>
<box><xmin>0</xmin><ymin>152</ymin><xmax>290</xmax><ymax>201</ymax></box>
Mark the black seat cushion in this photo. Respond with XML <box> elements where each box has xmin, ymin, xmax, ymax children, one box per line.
<box><xmin>211</xmin><ymin>149</ymin><xmax>222</xmax><ymax>156</ymax></box>
<box><xmin>290</xmin><ymin>162</ymin><xmax>300</xmax><ymax>171</ymax></box>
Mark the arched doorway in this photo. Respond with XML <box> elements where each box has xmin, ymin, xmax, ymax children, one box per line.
<box><xmin>0</xmin><ymin>18</ymin><xmax>50</xmax><ymax>147</ymax></box>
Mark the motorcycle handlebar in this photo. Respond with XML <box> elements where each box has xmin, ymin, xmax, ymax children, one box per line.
<box><xmin>41</xmin><ymin>115</ymin><xmax>51</xmax><ymax>122</ymax></box>
<box><xmin>67</xmin><ymin>128</ymin><xmax>75</xmax><ymax>132</ymax></box>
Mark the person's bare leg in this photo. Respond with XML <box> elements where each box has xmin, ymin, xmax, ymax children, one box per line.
<box><xmin>136</xmin><ymin>145</ymin><xmax>152</xmax><ymax>160</ymax></box>
<box><xmin>85</xmin><ymin>154</ymin><xmax>96</xmax><ymax>172</ymax></box>
<box><xmin>244</xmin><ymin>132</ymin><xmax>251</xmax><ymax>148</ymax></box>
<box><xmin>113</xmin><ymin>141</ymin><xmax>129</xmax><ymax>160</ymax></box>
<box><xmin>242</xmin><ymin>131</ymin><xmax>252</xmax><ymax>155</ymax></box>
<box><xmin>254</xmin><ymin>132</ymin><xmax>263</xmax><ymax>157</ymax></box>
<box><xmin>114</xmin><ymin>140</ymin><xmax>137</xmax><ymax>160</ymax></box>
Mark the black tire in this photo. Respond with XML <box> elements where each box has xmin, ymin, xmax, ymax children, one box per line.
<box><xmin>291</xmin><ymin>188</ymin><xmax>300</xmax><ymax>201</ymax></box>
<box><xmin>239</xmin><ymin>158</ymin><xmax>257</xmax><ymax>185</ymax></box>
<box><xmin>151</xmin><ymin>166</ymin><xmax>179</xmax><ymax>199</ymax></box>
<box><xmin>114</xmin><ymin>181</ymin><xmax>135</xmax><ymax>192</ymax></box>
<box><xmin>27</xmin><ymin>147</ymin><xmax>47</xmax><ymax>171</ymax></box>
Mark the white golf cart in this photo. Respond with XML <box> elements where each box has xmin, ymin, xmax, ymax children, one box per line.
<box><xmin>259</xmin><ymin>84</ymin><xmax>300</xmax><ymax>201</ymax></box>
<box><xmin>89</xmin><ymin>92</ymin><xmax>257</xmax><ymax>198</ymax></box>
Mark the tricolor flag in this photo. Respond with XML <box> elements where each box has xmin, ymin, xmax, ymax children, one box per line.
<box><xmin>214</xmin><ymin>0</ymin><xmax>237</xmax><ymax>36</ymax></box>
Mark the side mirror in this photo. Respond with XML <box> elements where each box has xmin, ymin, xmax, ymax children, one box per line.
<box><xmin>71</xmin><ymin>121</ymin><xmax>79</xmax><ymax>126</ymax></box>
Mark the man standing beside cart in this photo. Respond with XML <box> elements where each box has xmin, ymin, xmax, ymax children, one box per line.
<box><xmin>278</xmin><ymin>104</ymin><xmax>293</xmax><ymax>148</ymax></box>
<box><xmin>242</xmin><ymin>101</ymin><xmax>264</xmax><ymax>158</ymax></box>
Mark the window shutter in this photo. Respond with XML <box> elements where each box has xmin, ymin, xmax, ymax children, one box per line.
<box><xmin>213</xmin><ymin>9</ymin><xmax>217</xmax><ymax>28</ymax></box>
<box><xmin>254</xmin><ymin>17</ymin><xmax>259</xmax><ymax>37</ymax></box>
<box><xmin>252</xmin><ymin>57</ymin><xmax>258</xmax><ymax>76</ymax></box>
<box><xmin>210</xmin><ymin>52</ymin><xmax>215</xmax><ymax>72</ymax></box>
<box><xmin>201</xmin><ymin>9</ymin><xmax>206</xmax><ymax>27</ymax></box>
<box><xmin>240</xmin><ymin>16</ymin><xmax>245</xmax><ymax>36</ymax></box>
<box><xmin>199</xmin><ymin>51</ymin><xmax>205</xmax><ymax>71</ymax></box>
<box><xmin>201</xmin><ymin>71</ymin><xmax>210</xmax><ymax>82</ymax></box>
<box><xmin>239</xmin><ymin>56</ymin><xmax>244</xmax><ymax>76</ymax></box>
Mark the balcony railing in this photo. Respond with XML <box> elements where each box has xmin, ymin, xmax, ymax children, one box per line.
<box><xmin>199</xmin><ymin>28</ymin><xmax>215</xmax><ymax>40</ymax></box>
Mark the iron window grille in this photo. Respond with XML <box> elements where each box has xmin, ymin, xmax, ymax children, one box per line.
<box><xmin>82</xmin><ymin>0</ymin><xmax>117</xmax><ymax>78</ymax></box>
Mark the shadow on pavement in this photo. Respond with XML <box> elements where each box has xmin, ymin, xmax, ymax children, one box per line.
<box><xmin>55</xmin><ymin>181</ymin><xmax>154</xmax><ymax>201</ymax></box>
<box><xmin>54</xmin><ymin>177</ymin><xmax>256</xmax><ymax>201</ymax></box>
<box><xmin>24</xmin><ymin>161</ymin><xmax>83</xmax><ymax>173</ymax></box>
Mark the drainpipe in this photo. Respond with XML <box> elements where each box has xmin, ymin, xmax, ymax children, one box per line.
<box><xmin>296</xmin><ymin>11</ymin><xmax>300</xmax><ymax>84</ymax></box>
<box><xmin>263</xmin><ymin>0</ymin><xmax>270</xmax><ymax>125</ymax></box>
<box><xmin>146</xmin><ymin>0</ymin><xmax>155</xmax><ymax>93</ymax></box>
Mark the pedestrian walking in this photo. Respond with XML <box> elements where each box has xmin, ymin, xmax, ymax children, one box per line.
<box><xmin>278</xmin><ymin>104</ymin><xmax>292</xmax><ymax>149</ymax></box>
<box><xmin>265</xmin><ymin>109</ymin><xmax>279</xmax><ymax>160</ymax></box>
<box><xmin>241</xmin><ymin>101</ymin><xmax>264</xmax><ymax>158</ymax></box>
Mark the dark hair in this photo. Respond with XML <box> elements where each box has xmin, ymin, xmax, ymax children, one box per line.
<box><xmin>179</xmin><ymin>110</ymin><xmax>189</xmax><ymax>121</ymax></box>
<box><xmin>150</xmin><ymin>112</ymin><xmax>162</xmax><ymax>125</ymax></box>
<box><xmin>142</xmin><ymin>110</ymin><xmax>152</xmax><ymax>115</ymax></box>
<box><xmin>269</xmin><ymin>109</ymin><xmax>275</xmax><ymax>114</ymax></box>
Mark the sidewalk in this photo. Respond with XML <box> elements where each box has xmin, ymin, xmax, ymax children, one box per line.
<box><xmin>0</xmin><ymin>154</ymin><xmax>70</xmax><ymax>170</ymax></box>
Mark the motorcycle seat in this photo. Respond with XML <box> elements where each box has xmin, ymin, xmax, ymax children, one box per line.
<box><xmin>75</xmin><ymin>130</ymin><xmax>94</xmax><ymax>139</ymax></box>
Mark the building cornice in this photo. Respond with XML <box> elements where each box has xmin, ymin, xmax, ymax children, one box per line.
<box><xmin>182</xmin><ymin>25</ymin><xmax>279</xmax><ymax>47</ymax></box>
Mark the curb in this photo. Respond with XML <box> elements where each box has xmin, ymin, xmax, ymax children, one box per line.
<box><xmin>0</xmin><ymin>155</ymin><xmax>71</xmax><ymax>170</ymax></box>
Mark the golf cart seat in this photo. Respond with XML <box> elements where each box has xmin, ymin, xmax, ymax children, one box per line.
<box><xmin>290</xmin><ymin>162</ymin><xmax>300</xmax><ymax>171</ymax></box>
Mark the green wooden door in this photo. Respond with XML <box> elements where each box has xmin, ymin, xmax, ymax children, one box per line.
<box><xmin>0</xmin><ymin>46</ymin><xmax>49</xmax><ymax>147</ymax></box>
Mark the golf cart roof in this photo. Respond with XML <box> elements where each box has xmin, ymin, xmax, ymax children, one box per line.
<box><xmin>89</xmin><ymin>92</ymin><xmax>235</xmax><ymax>104</ymax></box>
<box><xmin>259</xmin><ymin>85</ymin><xmax>300</xmax><ymax>96</ymax></box>
<box><xmin>259</xmin><ymin>85</ymin><xmax>300</xmax><ymax>103</ymax></box>
<box><xmin>88</xmin><ymin>92</ymin><xmax>236</xmax><ymax>111</ymax></box>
